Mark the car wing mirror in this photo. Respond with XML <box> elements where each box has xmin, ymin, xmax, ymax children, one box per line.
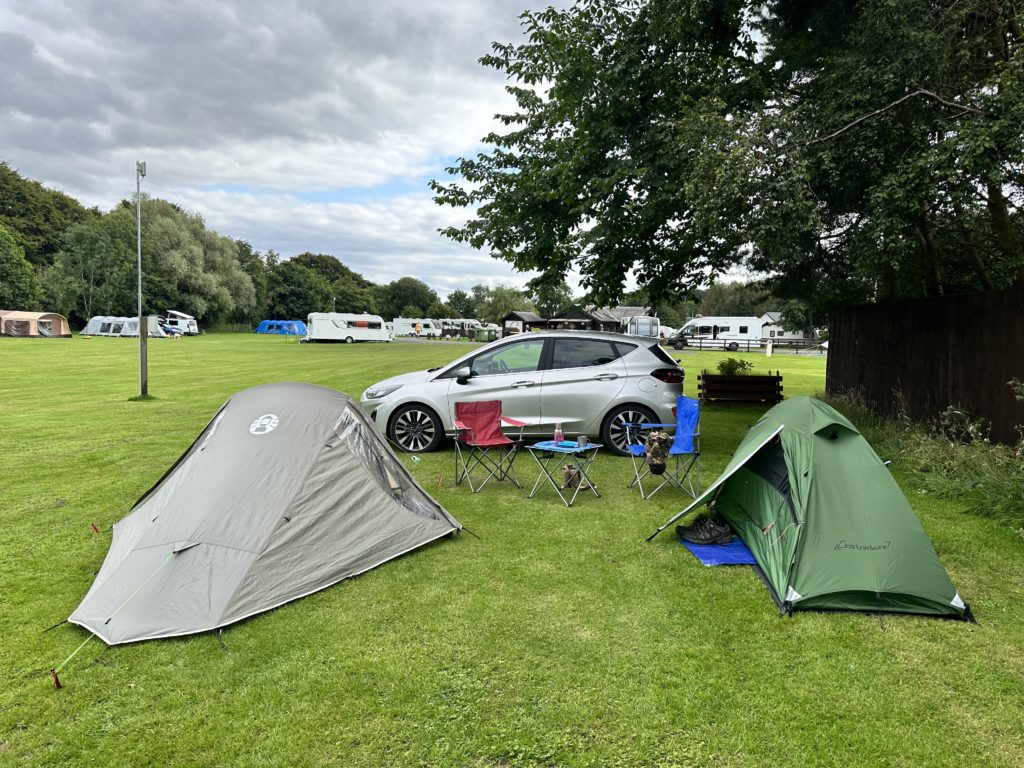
<box><xmin>455</xmin><ymin>366</ymin><xmax>473</xmax><ymax>385</ymax></box>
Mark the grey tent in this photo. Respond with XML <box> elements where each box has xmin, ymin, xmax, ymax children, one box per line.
<box><xmin>70</xmin><ymin>383</ymin><xmax>461</xmax><ymax>644</ymax></box>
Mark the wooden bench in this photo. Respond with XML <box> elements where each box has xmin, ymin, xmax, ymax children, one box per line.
<box><xmin>697</xmin><ymin>371</ymin><xmax>784</xmax><ymax>405</ymax></box>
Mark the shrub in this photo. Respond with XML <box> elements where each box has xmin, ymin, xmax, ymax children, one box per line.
<box><xmin>716</xmin><ymin>357</ymin><xmax>754</xmax><ymax>376</ymax></box>
<box><xmin>825</xmin><ymin>391</ymin><xmax>1024</xmax><ymax>527</ymax></box>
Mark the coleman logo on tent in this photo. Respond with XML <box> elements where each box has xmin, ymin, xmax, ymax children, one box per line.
<box><xmin>249</xmin><ymin>414</ymin><xmax>279</xmax><ymax>435</ymax></box>
<box><xmin>834</xmin><ymin>540</ymin><xmax>891</xmax><ymax>551</ymax></box>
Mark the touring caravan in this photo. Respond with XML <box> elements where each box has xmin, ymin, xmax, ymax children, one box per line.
<box><xmin>161</xmin><ymin>310</ymin><xmax>200</xmax><ymax>335</ymax></box>
<box><xmin>392</xmin><ymin>318</ymin><xmax>441</xmax><ymax>337</ymax></box>
<box><xmin>439</xmin><ymin>318</ymin><xmax>483</xmax><ymax>338</ymax></box>
<box><xmin>621</xmin><ymin>315</ymin><xmax>660</xmax><ymax>338</ymax></box>
<box><xmin>305</xmin><ymin>313</ymin><xmax>391</xmax><ymax>343</ymax></box>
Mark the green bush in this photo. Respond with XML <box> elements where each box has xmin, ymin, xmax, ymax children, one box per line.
<box><xmin>825</xmin><ymin>391</ymin><xmax>1024</xmax><ymax>528</ymax></box>
<box><xmin>716</xmin><ymin>357</ymin><xmax>754</xmax><ymax>375</ymax></box>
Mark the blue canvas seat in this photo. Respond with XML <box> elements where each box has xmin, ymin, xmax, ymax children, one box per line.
<box><xmin>625</xmin><ymin>396</ymin><xmax>700</xmax><ymax>499</ymax></box>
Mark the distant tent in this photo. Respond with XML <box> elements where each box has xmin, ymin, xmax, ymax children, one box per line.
<box><xmin>255</xmin><ymin>319</ymin><xmax>307</xmax><ymax>335</ymax></box>
<box><xmin>0</xmin><ymin>310</ymin><xmax>72</xmax><ymax>337</ymax></box>
<box><xmin>80</xmin><ymin>316</ymin><xmax>165</xmax><ymax>337</ymax></box>
<box><xmin>80</xmin><ymin>316</ymin><xmax>116</xmax><ymax>335</ymax></box>
<box><xmin>119</xmin><ymin>316</ymin><xmax>166</xmax><ymax>338</ymax></box>
<box><xmin>70</xmin><ymin>383</ymin><xmax>461</xmax><ymax>644</ymax></box>
<box><xmin>651</xmin><ymin>397</ymin><xmax>971</xmax><ymax>620</ymax></box>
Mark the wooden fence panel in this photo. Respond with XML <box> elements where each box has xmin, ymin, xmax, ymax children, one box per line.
<box><xmin>827</xmin><ymin>288</ymin><xmax>1024</xmax><ymax>445</ymax></box>
<box><xmin>698</xmin><ymin>372</ymin><xmax>784</xmax><ymax>405</ymax></box>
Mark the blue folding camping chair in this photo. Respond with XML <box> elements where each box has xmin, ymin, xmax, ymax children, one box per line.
<box><xmin>625</xmin><ymin>395</ymin><xmax>701</xmax><ymax>499</ymax></box>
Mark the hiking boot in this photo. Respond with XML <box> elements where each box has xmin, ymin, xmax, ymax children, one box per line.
<box><xmin>677</xmin><ymin>515</ymin><xmax>733</xmax><ymax>545</ymax></box>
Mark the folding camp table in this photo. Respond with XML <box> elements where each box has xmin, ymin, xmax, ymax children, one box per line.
<box><xmin>525</xmin><ymin>441</ymin><xmax>602</xmax><ymax>507</ymax></box>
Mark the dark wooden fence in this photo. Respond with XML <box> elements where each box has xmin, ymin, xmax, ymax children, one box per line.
<box><xmin>827</xmin><ymin>288</ymin><xmax>1024</xmax><ymax>445</ymax></box>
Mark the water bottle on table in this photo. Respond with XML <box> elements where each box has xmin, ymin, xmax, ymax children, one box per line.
<box><xmin>553</xmin><ymin>423</ymin><xmax>563</xmax><ymax>445</ymax></box>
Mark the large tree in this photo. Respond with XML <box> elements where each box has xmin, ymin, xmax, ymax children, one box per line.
<box><xmin>446</xmin><ymin>289</ymin><xmax>476</xmax><ymax>318</ymax></box>
<box><xmin>0</xmin><ymin>224</ymin><xmax>42</xmax><ymax>308</ymax></box>
<box><xmin>0</xmin><ymin>161</ymin><xmax>97</xmax><ymax>267</ymax></box>
<box><xmin>50</xmin><ymin>197</ymin><xmax>256</xmax><ymax>324</ymax></box>
<box><xmin>266</xmin><ymin>260</ymin><xmax>332</xmax><ymax>318</ymax></box>
<box><xmin>376</xmin><ymin>277</ymin><xmax>439</xmax><ymax>320</ymax></box>
<box><xmin>433</xmin><ymin>0</ymin><xmax>1024</xmax><ymax>314</ymax></box>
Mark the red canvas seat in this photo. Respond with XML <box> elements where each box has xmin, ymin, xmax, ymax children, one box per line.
<box><xmin>454</xmin><ymin>400</ymin><xmax>527</xmax><ymax>492</ymax></box>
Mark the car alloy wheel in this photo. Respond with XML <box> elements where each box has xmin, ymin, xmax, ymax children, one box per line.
<box><xmin>389</xmin><ymin>404</ymin><xmax>442</xmax><ymax>452</ymax></box>
<box><xmin>602</xmin><ymin>405</ymin><xmax>657</xmax><ymax>456</ymax></box>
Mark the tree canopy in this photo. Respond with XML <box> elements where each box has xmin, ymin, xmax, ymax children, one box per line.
<box><xmin>0</xmin><ymin>224</ymin><xmax>42</xmax><ymax>309</ymax></box>
<box><xmin>432</xmin><ymin>0</ymin><xmax>1024</xmax><ymax>314</ymax></box>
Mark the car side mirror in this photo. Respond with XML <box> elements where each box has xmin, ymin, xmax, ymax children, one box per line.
<box><xmin>455</xmin><ymin>366</ymin><xmax>472</xmax><ymax>385</ymax></box>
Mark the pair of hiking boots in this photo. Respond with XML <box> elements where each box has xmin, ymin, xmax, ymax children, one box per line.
<box><xmin>676</xmin><ymin>514</ymin><xmax>734</xmax><ymax>545</ymax></box>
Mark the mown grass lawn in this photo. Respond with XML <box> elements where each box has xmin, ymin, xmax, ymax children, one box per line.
<box><xmin>1</xmin><ymin>335</ymin><xmax>1022</xmax><ymax>767</ymax></box>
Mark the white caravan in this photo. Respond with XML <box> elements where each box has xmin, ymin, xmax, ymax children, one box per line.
<box><xmin>392</xmin><ymin>318</ymin><xmax>441</xmax><ymax>337</ymax></box>
<box><xmin>439</xmin><ymin>318</ymin><xmax>483</xmax><ymax>337</ymax></box>
<box><xmin>620</xmin><ymin>315</ymin><xmax>660</xmax><ymax>338</ymax></box>
<box><xmin>161</xmin><ymin>310</ymin><xmax>200</xmax><ymax>335</ymax></box>
<box><xmin>306</xmin><ymin>312</ymin><xmax>391</xmax><ymax>343</ymax></box>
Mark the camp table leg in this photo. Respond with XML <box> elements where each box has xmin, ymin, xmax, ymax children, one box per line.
<box><xmin>568</xmin><ymin>447</ymin><xmax>601</xmax><ymax>505</ymax></box>
<box><xmin>527</xmin><ymin>448</ymin><xmax>573</xmax><ymax>506</ymax></box>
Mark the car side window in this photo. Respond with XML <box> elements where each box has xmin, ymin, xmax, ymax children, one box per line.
<box><xmin>550</xmin><ymin>338</ymin><xmax>623</xmax><ymax>369</ymax></box>
<box><xmin>470</xmin><ymin>339</ymin><xmax>545</xmax><ymax>376</ymax></box>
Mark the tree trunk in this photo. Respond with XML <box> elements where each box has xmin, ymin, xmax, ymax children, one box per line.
<box><xmin>914</xmin><ymin>203</ymin><xmax>943</xmax><ymax>297</ymax></box>
<box><xmin>985</xmin><ymin>181</ymin><xmax>1024</xmax><ymax>287</ymax></box>
<box><xmin>953</xmin><ymin>200</ymin><xmax>997</xmax><ymax>290</ymax></box>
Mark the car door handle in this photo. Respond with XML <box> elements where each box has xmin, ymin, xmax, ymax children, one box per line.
<box><xmin>593</xmin><ymin>373</ymin><xmax>619</xmax><ymax>381</ymax></box>
<box><xmin>511</xmin><ymin>380</ymin><xmax>537</xmax><ymax>388</ymax></box>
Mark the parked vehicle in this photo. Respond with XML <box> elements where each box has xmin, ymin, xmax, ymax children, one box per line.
<box><xmin>439</xmin><ymin>318</ymin><xmax>483</xmax><ymax>338</ymax></box>
<box><xmin>160</xmin><ymin>310</ymin><xmax>200</xmax><ymax>335</ymax></box>
<box><xmin>360</xmin><ymin>330</ymin><xmax>684</xmax><ymax>455</ymax></box>
<box><xmin>392</xmin><ymin>318</ymin><xmax>442</xmax><ymax>337</ymax></box>
<box><xmin>620</xmin><ymin>315</ymin><xmax>660</xmax><ymax>338</ymax></box>
<box><xmin>304</xmin><ymin>313</ymin><xmax>390</xmax><ymax>343</ymax></box>
<box><xmin>669</xmin><ymin>316</ymin><xmax>761</xmax><ymax>351</ymax></box>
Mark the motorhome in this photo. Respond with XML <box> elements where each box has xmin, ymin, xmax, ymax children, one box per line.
<box><xmin>305</xmin><ymin>313</ymin><xmax>391</xmax><ymax>343</ymax></box>
<box><xmin>620</xmin><ymin>315</ymin><xmax>660</xmax><ymax>338</ymax></box>
<box><xmin>160</xmin><ymin>310</ymin><xmax>200</xmax><ymax>335</ymax></box>
<box><xmin>670</xmin><ymin>316</ymin><xmax>762</xmax><ymax>350</ymax></box>
<box><xmin>392</xmin><ymin>318</ymin><xmax>441</xmax><ymax>337</ymax></box>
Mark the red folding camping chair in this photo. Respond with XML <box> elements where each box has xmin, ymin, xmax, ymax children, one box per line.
<box><xmin>454</xmin><ymin>400</ymin><xmax>527</xmax><ymax>492</ymax></box>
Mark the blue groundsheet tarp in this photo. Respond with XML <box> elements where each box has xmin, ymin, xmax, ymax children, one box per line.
<box><xmin>680</xmin><ymin>536</ymin><xmax>758</xmax><ymax>566</ymax></box>
<box><xmin>255</xmin><ymin>320</ymin><xmax>307</xmax><ymax>335</ymax></box>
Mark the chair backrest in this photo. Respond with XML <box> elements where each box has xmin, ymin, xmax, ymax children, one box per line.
<box><xmin>455</xmin><ymin>400</ymin><xmax>507</xmax><ymax>445</ymax></box>
<box><xmin>672</xmin><ymin>396</ymin><xmax>700</xmax><ymax>452</ymax></box>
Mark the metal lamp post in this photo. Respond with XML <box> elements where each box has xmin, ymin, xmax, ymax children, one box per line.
<box><xmin>136</xmin><ymin>161</ymin><xmax>148</xmax><ymax>396</ymax></box>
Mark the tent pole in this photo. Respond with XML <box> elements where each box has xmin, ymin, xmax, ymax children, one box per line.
<box><xmin>644</xmin><ymin>505</ymin><xmax>697</xmax><ymax>542</ymax></box>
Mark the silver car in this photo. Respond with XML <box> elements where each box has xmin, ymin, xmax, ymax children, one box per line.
<box><xmin>360</xmin><ymin>330</ymin><xmax>684</xmax><ymax>456</ymax></box>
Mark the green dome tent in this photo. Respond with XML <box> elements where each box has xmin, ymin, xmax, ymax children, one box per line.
<box><xmin>650</xmin><ymin>397</ymin><xmax>970</xmax><ymax>620</ymax></box>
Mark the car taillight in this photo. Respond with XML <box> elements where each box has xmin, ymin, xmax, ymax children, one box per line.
<box><xmin>651</xmin><ymin>368</ymin><xmax>684</xmax><ymax>384</ymax></box>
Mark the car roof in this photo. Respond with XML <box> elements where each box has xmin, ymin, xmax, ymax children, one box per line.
<box><xmin>502</xmin><ymin>329</ymin><xmax>648</xmax><ymax>343</ymax></box>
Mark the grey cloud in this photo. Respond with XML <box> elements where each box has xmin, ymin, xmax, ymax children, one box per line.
<box><xmin>0</xmin><ymin>0</ymin><xmax>567</xmax><ymax>290</ymax></box>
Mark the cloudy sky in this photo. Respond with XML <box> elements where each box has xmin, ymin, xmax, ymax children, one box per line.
<box><xmin>0</xmin><ymin>0</ymin><xmax>572</xmax><ymax>297</ymax></box>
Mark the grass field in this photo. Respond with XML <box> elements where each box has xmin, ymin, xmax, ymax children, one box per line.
<box><xmin>2</xmin><ymin>335</ymin><xmax>1022</xmax><ymax>767</ymax></box>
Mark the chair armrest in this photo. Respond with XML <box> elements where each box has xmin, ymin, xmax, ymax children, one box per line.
<box><xmin>454</xmin><ymin>420</ymin><xmax>476</xmax><ymax>444</ymax></box>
